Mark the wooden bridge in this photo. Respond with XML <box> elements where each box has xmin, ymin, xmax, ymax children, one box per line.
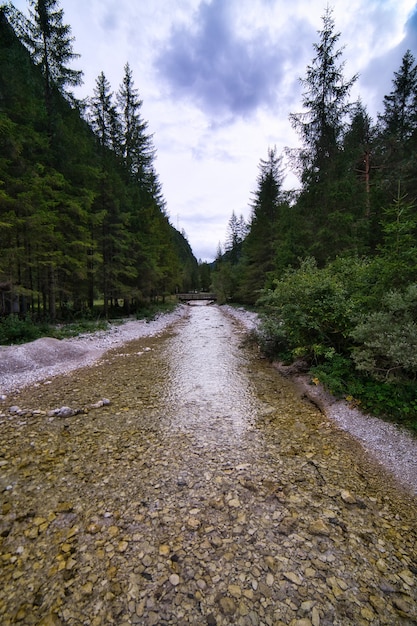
<box><xmin>177</xmin><ymin>292</ymin><xmax>217</xmax><ymax>302</ymax></box>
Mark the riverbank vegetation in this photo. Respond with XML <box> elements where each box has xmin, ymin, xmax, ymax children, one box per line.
<box><xmin>0</xmin><ymin>2</ymin><xmax>198</xmax><ymax>326</ymax></box>
<box><xmin>213</xmin><ymin>9</ymin><xmax>417</xmax><ymax>430</ymax></box>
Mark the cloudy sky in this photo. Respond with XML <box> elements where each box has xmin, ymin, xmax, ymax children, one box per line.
<box><xmin>12</xmin><ymin>0</ymin><xmax>417</xmax><ymax>261</ymax></box>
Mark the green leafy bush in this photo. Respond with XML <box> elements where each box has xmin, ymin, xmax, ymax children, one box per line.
<box><xmin>257</xmin><ymin>257</ymin><xmax>363</xmax><ymax>360</ymax></box>
<box><xmin>51</xmin><ymin>319</ymin><xmax>109</xmax><ymax>339</ymax></box>
<box><xmin>0</xmin><ymin>316</ymin><xmax>43</xmax><ymax>344</ymax></box>
<box><xmin>256</xmin><ymin>255</ymin><xmax>417</xmax><ymax>431</ymax></box>
<box><xmin>312</xmin><ymin>357</ymin><xmax>417</xmax><ymax>429</ymax></box>
<box><xmin>351</xmin><ymin>285</ymin><xmax>417</xmax><ymax>380</ymax></box>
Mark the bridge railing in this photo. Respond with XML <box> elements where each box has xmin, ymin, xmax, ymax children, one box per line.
<box><xmin>177</xmin><ymin>292</ymin><xmax>217</xmax><ymax>301</ymax></box>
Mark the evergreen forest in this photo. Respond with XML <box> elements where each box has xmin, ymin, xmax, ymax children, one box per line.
<box><xmin>1</xmin><ymin>2</ymin><xmax>417</xmax><ymax>428</ymax></box>
<box><xmin>212</xmin><ymin>9</ymin><xmax>417</xmax><ymax>429</ymax></box>
<box><xmin>0</xmin><ymin>1</ymin><xmax>198</xmax><ymax>324</ymax></box>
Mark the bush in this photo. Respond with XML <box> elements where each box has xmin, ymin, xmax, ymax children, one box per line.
<box><xmin>51</xmin><ymin>319</ymin><xmax>109</xmax><ymax>339</ymax></box>
<box><xmin>312</xmin><ymin>354</ymin><xmax>417</xmax><ymax>430</ymax></box>
<box><xmin>0</xmin><ymin>316</ymin><xmax>43</xmax><ymax>345</ymax></box>
<box><xmin>351</xmin><ymin>285</ymin><xmax>417</xmax><ymax>380</ymax></box>
<box><xmin>257</xmin><ymin>257</ymin><xmax>363</xmax><ymax>361</ymax></box>
<box><xmin>135</xmin><ymin>300</ymin><xmax>177</xmax><ymax>321</ymax></box>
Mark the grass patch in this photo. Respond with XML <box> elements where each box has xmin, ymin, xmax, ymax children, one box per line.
<box><xmin>50</xmin><ymin>319</ymin><xmax>110</xmax><ymax>339</ymax></box>
<box><xmin>135</xmin><ymin>300</ymin><xmax>177</xmax><ymax>321</ymax></box>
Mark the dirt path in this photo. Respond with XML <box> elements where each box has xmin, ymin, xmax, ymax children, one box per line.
<box><xmin>0</xmin><ymin>309</ymin><xmax>417</xmax><ymax>625</ymax></box>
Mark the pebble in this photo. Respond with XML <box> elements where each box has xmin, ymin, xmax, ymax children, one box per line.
<box><xmin>169</xmin><ymin>574</ymin><xmax>180</xmax><ymax>586</ymax></box>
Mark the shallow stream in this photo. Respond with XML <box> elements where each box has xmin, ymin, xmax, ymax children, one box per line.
<box><xmin>1</xmin><ymin>304</ymin><xmax>416</xmax><ymax>625</ymax></box>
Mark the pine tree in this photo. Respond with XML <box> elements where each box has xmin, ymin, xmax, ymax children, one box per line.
<box><xmin>225</xmin><ymin>211</ymin><xmax>246</xmax><ymax>265</ymax></box>
<box><xmin>379</xmin><ymin>50</ymin><xmax>417</xmax><ymax>143</ymax></box>
<box><xmin>376</xmin><ymin>50</ymin><xmax>417</xmax><ymax>201</ymax></box>
<box><xmin>290</xmin><ymin>7</ymin><xmax>357</xmax><ymax>188</ymax></box>
<box><xmin>21</xmin><ymin>0</ymin><xmax>82</xmax><ymax>119</ymax></box>
<box><xmin>289</xmin><ymin>7</ymin><xmax>357</xmax><ymax>262</ymax></box>
<box><xmin>240</xmin><ymin>147</ymin><xmax>286</xmax><ymax>303</ymax></box>
<box><xmin>117</xmin><ymin>62</ymin><xmax>154</xmax><ymax>184</ymax></box>
<box><xmin>89</xmin><ymin>72</ymin><xmax>121</xmax><ymax>154</ymax></box>
<box><xmin>338</xmin><ymin>100</ymin><xmax>378</xmax><ymax>251</ymax></box>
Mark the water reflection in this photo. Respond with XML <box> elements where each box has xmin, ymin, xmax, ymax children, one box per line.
<box><xmin>165</xmin><ymin>305</ymin><xmax>259</xmax><ymax>448</ymax></box>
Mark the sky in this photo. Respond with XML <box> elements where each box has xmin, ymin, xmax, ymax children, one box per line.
<box><xmin>12</xmin><ymin>0</ymin><xmax>417</xmax><ymax>261</ymax></box>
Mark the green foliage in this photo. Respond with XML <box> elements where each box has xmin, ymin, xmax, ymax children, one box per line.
<box><xmin>290</xmin><ymin>7</ymin><xmax>357</xmax><ymax>181</ymax></box>
<box><xmin>257</xmin><ymin>257</ymin><xmax>360</xmax><ymax>360</ymax></box>
<box><xmin>351</xmin><ymin>285</ymin><xmax>417</xmax><ymax>380</ymax></box>
<box><xmin>213</xmin><ymin>12</ymin><xmax>417</xmax><ymax>431</ymax></box>
<box><xmin>376</xmin><ymin>191</ymin><xmax>417</xmax><ymax>289</ymax></box>
<box><xmin>0</xmin><ymin>315</ymin><xmax>43</xmax><ymax>344</ymax></box>
<box><xmin>135</xmin><ymin>300</ymin><xmax>177</xmax><ymax>321</ymax></box>
<box><xmin>51</xmin><ymin>319</ymin><xmax>109</xmax><ymax>338</ymax></box>
<box><xmin>0</xmin><ymin>9</ymin><xmax>196</xmax><ymax>321</ymax></box>
<box><xmin>211</xmin><ymin>261</ymin><xmax>241</xmax><ymax>304</ymax></box>
<box><xmin>311</xmin><ymin>357</ymin><xmax>417</xmax><ymax>429</ymax></box>
<box><xmin>238</xmin><ymin>147</ymin><xmax>288</xmax><ymax>303</ymax></box>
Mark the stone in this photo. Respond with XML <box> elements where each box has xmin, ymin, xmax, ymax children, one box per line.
<box><xmin>309</xmin><ymin>519</ymin><xmax>330</xmax><ymax>536</ymax></box>
<box><xmin>311</xmin><ymin>606</ymin><xmax>320</xmax><ymax>626</ymax></box>
<box><xmin>90</xmin><ymin>400</ymin><xmax>104</xmax><ymax>409</ymax></box>
<box><xmin>56</xmin><ymin>406</ymin><xmax>76</xmax><ymax>418</ymax></box>
<box><xmin>228</xmin><ymin>584</ymin><xmax>242</xmax><ymax>598</ymax></box>
<box><xmin>340</xmin><ymin>489</ymin><xmax>357</xmax><ymax>504</ymax></box>
<box><xmin>186</xmin><ymin>516</ymin><xmax>201</xmax><ymax>530</ymax></box>
<box><xmin>117</xmin><ymin>540</ymin><xmax>129</xmax><ymax>553</ymax></box>
<box><xmin>159</xmin><ymin>544</ymin><xmax>170</xmax><ymax>556</ymax></box>
<box><xmin>169</xmin><ymin>574</ymin><xmax>180</xmax><ymax>586</ymax></box>
<box><xmin>277</xmin><ymin>516</ymin><xmax>297</xmax><ymax>535</ymax></box>
<box><xmin>283</xmin><ymin>571</ymin><xmax>302</xmax><ymax>586</ymax></box>
<box><xmin>218</xmin><ymin>596</ymin><xmax>236</xmax><ymax>615</ymax></box>
<box><xmin>1</xmin><ymin>309</ymin><xmax>417</xmax><ymax>626</ymax></box>
<box><xmin>264</xmin><ymin>556</ymin><xmax>276</xmax><ymax>571</ymax></box>
<box><xmin>398</xmin><ymin>569</ymin><xmax>415</xmax><ymax>587</ymax></box>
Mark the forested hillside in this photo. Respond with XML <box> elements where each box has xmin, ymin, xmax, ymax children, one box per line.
<box><xmin>213</xmin><ymin>8</ymin><xmax>417</xmax><ymax>429</ymax></box>
<box><xmin>0</xmin><ymin>3</ymin><xmax>197</xmax><ymax>321</ymax></box>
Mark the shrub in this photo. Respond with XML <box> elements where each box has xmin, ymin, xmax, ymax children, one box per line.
<box><xmin>257</xmin><ymin>257</ymin><xmax>361</xmax><ymax>361</ymax></box>
<box><xmin>351</xmin><ymin>284</ymin><xmax>417</xmax><ymax>380</ymax></box>
<box><xmin>312</xmin><ymin>356</ymin><xmax>417</xmax><ymax>429</ymax></box>
<box><xmin>0</xmin><ymin>316</ymin><xmax>42</xmax><ymax>345</ymax></box>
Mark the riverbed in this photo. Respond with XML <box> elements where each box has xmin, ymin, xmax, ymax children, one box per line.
<box><xmin>0</xmin><ymin>305</ymin><xmax>416</xmax><ymax>625</ymax></box>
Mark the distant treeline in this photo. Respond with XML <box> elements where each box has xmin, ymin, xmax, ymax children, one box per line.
<box><xmin>0</xmin><ymin>2</ymin><xmax>199</xmax><ymax>321</ymax></box>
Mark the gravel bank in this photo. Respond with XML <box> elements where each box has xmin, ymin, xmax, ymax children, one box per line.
<box><xmin>222</xmin><ymin>305</ymin><xmax>417</xmax><ymax>497</ymax></box>
<box><xmin>0</xmin><ymin>306</ymin><xmax>189</xmax><ymax>394</ymax></box>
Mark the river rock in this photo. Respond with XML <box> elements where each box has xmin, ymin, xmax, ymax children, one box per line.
<box><xmin>218</xmin><ymin>596</ymin><xmax>236</xmax><ymax>615</ymax></box>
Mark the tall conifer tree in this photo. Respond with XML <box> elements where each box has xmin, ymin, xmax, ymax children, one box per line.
<box><xmin>240</xmin><ymin>147</ymin><xmax>286</xmax><ymax>303</ymax></box>
<box><xmin>24</xmin><ymin>0</ymin><xmax>82</xmax><ymax>118</ymax></box>
<box><xmin>117</xmin><ymin>63</ymin><xmax>154</xmax><ymax>185</ymax></box>
<box><xmin>289</xmin><ymin>7</ymin><xmax>357</xmax><ymax>262</ymax></box>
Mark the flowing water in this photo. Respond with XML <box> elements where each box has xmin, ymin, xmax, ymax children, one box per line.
<box><xmin>164</xmin><ymin>304</ymin><xmax>258</xmax><ymax>448</ymax></box>
<box><xmin>1</xmin><ymin>304</ymin><xmax>417</xmax><ymax>626</ymax></box>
